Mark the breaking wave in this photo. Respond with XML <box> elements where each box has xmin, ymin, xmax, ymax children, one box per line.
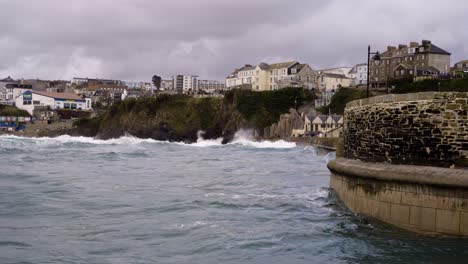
<box><xmin>0</xmin><ymin>130</ymin><xmax>296</xmax><ymax>149</ymax></box>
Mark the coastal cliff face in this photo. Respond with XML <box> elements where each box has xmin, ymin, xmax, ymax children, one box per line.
<box><xmin>72</xmin><ymin>88</ymin><xmax>314</xmax><ymax>143</ymax></box>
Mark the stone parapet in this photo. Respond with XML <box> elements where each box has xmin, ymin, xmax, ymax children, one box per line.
<box><xmin>329</xmin><ymin>158</ymin><xmax>468</xmax><ymax>236</ymax></box>
<box><xmin>344</xmin><ymin>92</ymin><xmax>468</xmax><ymax>168</ymax></box>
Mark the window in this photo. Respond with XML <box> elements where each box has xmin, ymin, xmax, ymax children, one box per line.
<box><xmin>410</xmin><ymin>57</ymin><xmax>413</xmax><ymax>61</ymax></box>
<box><xmin>291</xmin><ymin>68</ymin><xmax>297</xmax><ymax>74</ymax></box>
<box><xmin>422</xmin><ymin>63</ymin><xmax>425</xmax><ymax>66</ymax></box>
<box><xmin>64</xmin><ymin>103</ymin><xmax>70</xmax><ymax>109</ymax></box>
<box><xmin>23</xmin><ymin>100</ymin><xmax>32</xmax><ymax>105</ymax></box>
<box><xmin>33</xmin><ymin>101</ymin><xmax>40</xmax><ymax>105</ymax></box>
<box><xmin>422</xmin><ymin>55</ymin><xmax>425</xmax><ymax>60</ymax></box>
<box><xmin>401</xmin><ymin>70</ymin><xmax>405</xmax><ymax>75</ymax></box>
<box><xmin>71</xmin><ymin>103</ymin><xmax>77</xmax><ymax>110</ymax></box>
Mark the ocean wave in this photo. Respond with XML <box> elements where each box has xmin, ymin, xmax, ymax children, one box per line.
<box><xmin>0</xmin><ymin>130</ymin><xmax>298</xmax><ymax>149</ymax></box>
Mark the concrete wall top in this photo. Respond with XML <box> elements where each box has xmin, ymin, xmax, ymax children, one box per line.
<box><xmin>328</xmin><ymin>158</ymin><xmax>468</xmax><ymax>188</ymax></box>
<box><xmin>346</xmin><ymin>92</ymin><xmax>468</xmax><ymax>108</ymax></box>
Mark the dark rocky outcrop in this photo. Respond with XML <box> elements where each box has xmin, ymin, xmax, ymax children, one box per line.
<box><xmin>70</xmin><ymin>88</ymin><xmax>314</xmax><ymax>143</ymax></box>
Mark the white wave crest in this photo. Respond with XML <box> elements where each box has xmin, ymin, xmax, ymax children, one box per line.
<box><xmin>0</xmin><ymin>134</ymin><xmax>163</xmax><ymax>145</ymax></box>
<box><xmin>229</xmin><ymin>130</ymin><xmax>296</xmax><ymax>149</ymax></box>
<box><xmin>0</xmin><ymin>130</ymin><xmax>297</xmax><ymax>149</ymax></box>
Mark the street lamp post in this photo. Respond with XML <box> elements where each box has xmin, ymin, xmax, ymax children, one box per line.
<box><xmin>367</xmin><ymin>45</ymin><xmax>381</xmax><ymax>98</ymax></box>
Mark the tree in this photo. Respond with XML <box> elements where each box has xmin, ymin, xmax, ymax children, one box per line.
<box><xmin>152</xmin><ymin>75</ymin><xmax>162</xmax><ymax>90</ymax></box>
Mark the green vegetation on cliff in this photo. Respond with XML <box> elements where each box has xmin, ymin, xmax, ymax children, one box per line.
<box><xmin>74</xmin><ymin>88</ymin><xmax>314</xmax><ymax>141</ymax></box>
<box><xmin>319</xmin><ymin>88</ymin><xmax>367</xmax><ymax>114</ymax></box>
<box><xmin>225</xmin><ymin>88</ymin><xmax>315</xmax><ymax>129</ymax></box>
<box><xmin>390</xmin><ymin>77</ymin><xmax>468</xmax><ymax>93</ymax></box>
<box><xmin>0</xmin><ymin>105</ymin><xmax>30</xmax><ymax>117</ymax></box>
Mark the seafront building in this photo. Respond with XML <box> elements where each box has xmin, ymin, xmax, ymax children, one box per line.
<box><xmin>197</xmin><ymin>79</ymin><xmax>226</xmax><ymax>92</ymax></box>
<box><xmin>369</xmin><ymin>40</ymin><xmax>451</xmax><ymax>87</ymax></box>
<box><xmin>316</xmin><ymin>72</ymin><xmax>353</xmax><ymax>91</ymax></box>
<box><xmin>0</xmin><ymin>76</ymin><xmax>33</xmax><ymax>105</ymax></box>
<box><xmin>172</xmin><ymin>75</ymin><xmax>198</xmax><ymax>94</ymax></box>
<box><xmin>15</xmin><ymin>90</ymin><xmax>92</xmax><ymax>115</ymax></box>
<box><xmin>226</xmin><ymin>61</ymin><xmax>317</xmax><ymax>91</ymax></box>
<box><xmin>349</xmin><ymin>63</ymin><xmax>368</xmax><ymax>86</ymax></box>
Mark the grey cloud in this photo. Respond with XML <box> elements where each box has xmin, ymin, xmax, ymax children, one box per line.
<box><xmin>0</xmin><ymin>0</ymin><xmax>467</xmax><ymax>81</ymax></box>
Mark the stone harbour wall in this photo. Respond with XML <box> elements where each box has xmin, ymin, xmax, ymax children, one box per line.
<box><xmin>344</xmin><ymin>92</ymin><xmax>468</xmax><ymax>168</ymax></box>
<box><xmin>329</xmin><ymin>159</ymin><xmax>468</xmax><ymax>236</ymax></box>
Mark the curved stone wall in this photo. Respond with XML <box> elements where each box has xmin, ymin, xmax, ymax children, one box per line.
<box><xmin>344</xmin><ymin>92</ymin><xmax>468</xmax><ymax>168</ymax></box>
<box><xmin>329</xmin><ymin>159</ymin><xmax>468</xmax><ymax>236</ymax></box>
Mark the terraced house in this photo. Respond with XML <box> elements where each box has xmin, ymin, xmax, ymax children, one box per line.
<box><xmin>369</xmin><ymin>40</ymin><xmax>451</xmax><ymax>87</ymax></box>
<box><xmin>226</xmin><ymin>61</ymin><xmax>317</xmax><ymax>91</ymax></box>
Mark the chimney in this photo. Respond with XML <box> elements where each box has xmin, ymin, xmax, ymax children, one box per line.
<box><xmin>387</xmin><ymin>46</ymin><xmax>397</xmax><ymax>52</ymax></box>
<box><xmin>410</xmin><ymin>42</ymin><xmax>419</xmax><ymax>48</ymax></box>
<box><xmin>398</xmin><ymin>44</ymin><xmax>408</xmax><ymax>49</ymax></box>
<box><xmin>422</xmin><ymin>40</ymin><xmax>431</xmax><ymax>46</ymax></box>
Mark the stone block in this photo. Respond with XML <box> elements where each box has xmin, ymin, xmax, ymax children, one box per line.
<box><xmin>409</xmin><ymin>206</ymin><xmax>436</xmax><ymax>232</ymax></box>
<box><xmin>390</xmin><ymin>203</ymin><xmax>410</xmax><ymax>225</ymax></box>
<box><xmin>435</xmin><ymin>209</ymin><xmax>460</xmax><ymax>235</ymax></box>
<box><xmin>376</xmin><ymin>189</ymin><xmax>402</xmax><ymax>204</ymax></box>
<box><xmin>376</xmin><ymin>201</ymin><xmax>392</xmax><ymax>221</ymax></box>
<box><xmin>401</xmin><ymin>191</ymin><xmax>424</xmax><ymax>207</ymax></box>
<box><xmin>459</xmin><ymin>212</ymin><xmax>468</xmax><ymax>235</ymax></box>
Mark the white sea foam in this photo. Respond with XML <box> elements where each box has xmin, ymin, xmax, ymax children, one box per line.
<box><xmin>228</xmin><ymin>130</ymin><xmax>296</xmax><ymax>149</ymax></box>
<box><xmin>0</xmin><ymin>130</ymin><xmax>297</xmax><ymax>149</ymax></box>
<box><xmin>0</xmin><ymin>134</ymin><xmax>162</xmax><ymax>146</ymax></box>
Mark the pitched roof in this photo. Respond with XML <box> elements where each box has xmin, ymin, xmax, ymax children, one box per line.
<box><xmin>331</xmin><ymin>115</ymin><xmax>343</xmax><ymax>123</ymax></box>
<box><xmin>322</xmin><ymin>73</ymin><xmax>348</xmax><ymax>79</ymax></box>
<box><xmin>258</xmin><ymin>63</ymin><xmax>270</xmax><ymax>70</ymax></box>
<box><xmin>33</xmin><ymin>91</ymin><xmax>84</xmax><ymax>101</ymax></box>
<box><xmin>313</xmin><ymin>114</ymin><xmax>328</xmax><ymax>123</ymax></box>
<box><xmin>425</xmin><ymin>44</ymin><xmax>451</xmax><ymax>55</ymax></box>
<box><xmin>238</xmin><ymin>64</ymin><xmax>256</xmax><ymax>71</ymax></box>
<box><xmin>1</xmin><ymin>76</ymin><xmax>17</xmax><ymax>82</ymax></box>
<box><xmin>268</xmin><ymin>61</ymin><xmax>298</xmax><ymax>70</ymax></box>
<box><xmin>454</xmin><ymin>60</ymin><xmax>468</xmax><ymax>65</ymax></box>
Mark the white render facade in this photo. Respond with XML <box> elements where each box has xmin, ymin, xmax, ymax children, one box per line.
<box><xmin>15</xmin><ymin>91</ymin><xmax>92</xmax><ymax>115</ymax></box>
<box><xmin>226</xmin><ymin>61</ymin><xmax>317</xmax><ymax>91</ymax></box>
<box><xmin>351</xmin><ymin>63</ymin><xmax>368</xmax><ymax>85</ymax></box>
<box><xmin>173</xmin><ymin>75</ymin><xmax>198</xmax><ymax>93</ymax></box>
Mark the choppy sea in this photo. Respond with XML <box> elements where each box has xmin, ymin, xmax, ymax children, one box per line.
<box><xmin>1</xmin><ymin>133</ymin><xmax>467</xmax><ymax>264</ymax></box>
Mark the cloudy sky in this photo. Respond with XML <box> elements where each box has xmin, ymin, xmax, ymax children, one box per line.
<box><xmin>1</xmin><ymin>0</ymin><xmax>467</xmax><ymax>82</ymax></box>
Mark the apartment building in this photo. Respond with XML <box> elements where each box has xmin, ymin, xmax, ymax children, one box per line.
<box><xmin>226</xmin><ymin>61</ymin><xmax>317</xmax><ymax>91</ymax></box>
<box><xmin>197</xmin><ymin>80</ymin><xmax>226</xmax><ymax>92</ymax></box>
<box><xmin>369</xmin><ymin>40</ymin><xmax>451</xmax><ymax>87</ymax></box>
<box><xmin>173</xmin><ymin>75</ymin><xmax>198</xmax><ymax>94</ymax></box>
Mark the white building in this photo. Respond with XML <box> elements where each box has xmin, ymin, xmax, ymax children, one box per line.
<box><xmin>0</xmin><ymin>82</ymin><xmax>33</xmax><ymax>106</ymax></box>
<box><xmin>226</xmin><ymin>64</ymin><xmax>256</xmax><ymax>89</ymax></box>
<box><xmin>197</xmin><ymin>79</ymin><xmax>226</xmax><ymax>92</ymax></box>
<box><xmin>226</xmin><ymin>62</ymin><xmax>317</xmax><ymax>91</ymax></box>
<box><xmin>349</xmin><ymin>63</ymin><xmax>368</xmax><ymax>86</ymax></box>
<box><xmin>15</xmin><ymin>91</ymin><xmax>92</xmax><ymax>115</ymax></box>
<box><xmin>173</xmin><ymin>75</ymin><xmax>198</xmax><ymax>94</ymax></box>
<box><xmin>319</xmin><ymin>67</ymin><xmax>353</xmax><ymax>78</ymax></box>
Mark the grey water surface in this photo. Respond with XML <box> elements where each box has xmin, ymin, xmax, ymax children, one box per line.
<box><xmin>1</xmin><ymin>135</ymin><xmax>467</xmax><ymax>264</ymax></box>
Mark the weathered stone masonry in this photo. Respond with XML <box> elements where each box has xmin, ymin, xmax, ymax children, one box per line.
<box><xmin>344</xmin><ymin>92</ymin><xmax>468</xmax><ymax>168</ymax></box>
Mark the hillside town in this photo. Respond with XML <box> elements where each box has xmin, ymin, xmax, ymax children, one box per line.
<box><xmin>0</xmin><ymin>39</ymin><xmax>466</xmax><ymax>139</ymax></box>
